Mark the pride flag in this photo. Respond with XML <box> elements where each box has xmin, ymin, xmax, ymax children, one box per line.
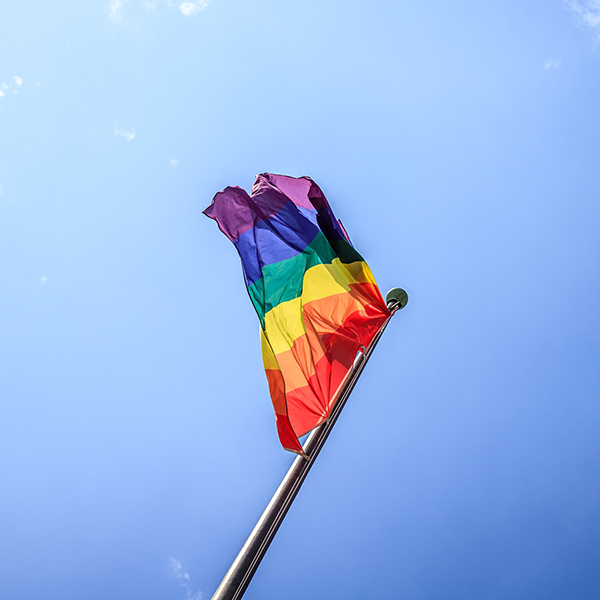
<box><xmin>204</xmin><ymin>173</ymin><xmax>389</xmax><ymax>455</ymax></box>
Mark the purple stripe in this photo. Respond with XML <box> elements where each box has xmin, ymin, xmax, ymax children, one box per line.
<box><xmin>204</xmin><ymin>175</ymin><xmax>317</xmax><ymax>243</ymax></box>
<box><xmin>203</xmin><ymin>173</ymin><xmax>349</xmax><ymax>286</ymax></box>
<box><xmin>257</xmin><ymin>173</ymin><xmax>315</xmax><ymax>210</ymax></box>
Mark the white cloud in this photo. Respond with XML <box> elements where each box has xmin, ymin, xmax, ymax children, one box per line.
<box><xmin>543</xmin><ymin>59</ymin><xmax>562</xmax><ymax>69</ymax></box>
<box><xmin>564</xmin><ymin>0</ymin><xmax>600</xmax><ymax>41</ymax></box>
<box><xmin>168</xmin><ymin>558</ymin><xmax>201</xmax><ymax>600</ymax></box>
<box><xmin>40</xmin><ymin>276</ymin><xmax>47</xmax><ymax>285</ymax></box>
<box><xmin>108</xmin><ymin>0</ymin><xmax>125</xmax><ymax>25</ymax></box>
<box><xmin>170</xmin><ymin>157</ymin><xmax>179</xmax><ymax>167</ymax></box>
<box><xmin>0</xmin><ymin>77</ymin><xmax>23</xmax><ymax>97</ymax></box>
<box><xmin>179</xmin><ymin>2</ymin><xmax>199</xmax><ymax>16</ymax></box>
<box><xmin>105</xmin><ymin>0</ymin><xmax>209</xmax><ymax>23</ymax></box>
<box><xmin>179</xmin><ymin>0</ymin><xmax>208</xmax><ymax>16</ymax></box>
<box><xmin>168</xmin><ymin>557</ymin><xmax>190</xmax><ymax>580</ymax></box>
<box><xmin>114</xmin><ymin>121</ymin><xmax>136</xmax><ymax>141</ymax></box>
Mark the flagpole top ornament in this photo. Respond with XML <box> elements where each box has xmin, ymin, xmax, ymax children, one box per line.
<box><xmin>386</xmin><ymin>287</ymin><xmax>408</xmax><ymax>312</ymax></box>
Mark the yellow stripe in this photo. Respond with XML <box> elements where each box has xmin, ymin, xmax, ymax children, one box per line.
<box><xmin>301</xmin><ymin>259</ymin><xmax>374</xmax><ymax>303</ymax></box>
<box><xmin>345</xmin><ymin>260</ymin><xmax>377</xmax><ymax>284</ymax></box>
<box><xmin>264</xmin><ymin>297</ymin><xmax>305</xmax><ymax>355</ymax></box>
<box><xmin>260</xmin><ymin>327</ymin><xmax>280</xmax><ymax>371</ymax></box>
<box><xmin>263</xmin><ymin>259</ymin><xmax>374</xmax><ymax>355</ymax></box>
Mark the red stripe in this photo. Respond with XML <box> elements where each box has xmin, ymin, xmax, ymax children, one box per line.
<box><xmin>264</xmin><ymin>282</ymin><xmax>389</xmax><ymax>452</ymax></box>
<box><xmin>265</xmin><ymin>367</ymin><xmax>305</xmax><ymax>454</ymax></box>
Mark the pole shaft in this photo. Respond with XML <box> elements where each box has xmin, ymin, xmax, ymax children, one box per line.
<box><xmin>211</xmin><ymin>304</ymin><xmax>398</xmax><ymax>600</ymax></box>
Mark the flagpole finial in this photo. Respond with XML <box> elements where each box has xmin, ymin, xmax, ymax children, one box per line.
<box><xmin>386</xmin><ymin>287</ymin><xmax>408</xmax><ymax>311</ymax></box>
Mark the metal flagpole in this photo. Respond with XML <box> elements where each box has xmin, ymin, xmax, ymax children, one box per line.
<box><xmin>211</xmin><ymin>288</ymin><xmax>409</xmax><ymax>600</ymax></box>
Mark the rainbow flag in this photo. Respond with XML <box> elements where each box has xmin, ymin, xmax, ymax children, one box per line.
<box><xmin>204</xmin><ymin>173</ymin><xmax>390</xmax><ymax>455</ymax></box>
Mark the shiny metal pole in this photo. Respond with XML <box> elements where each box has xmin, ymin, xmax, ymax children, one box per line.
<box><xmin>211</xmin><ymin>289</ymin><xmax>408</xmax><ymax>600</ymax></box>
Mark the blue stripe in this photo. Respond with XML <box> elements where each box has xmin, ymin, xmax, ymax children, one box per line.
<box><xmin>233</xmin><ymin>201</ymin><xmax>321</xmax><ymax>287</ymax></box>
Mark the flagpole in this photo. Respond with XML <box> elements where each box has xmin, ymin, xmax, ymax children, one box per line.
<box><xmin>211</xmin><ymin>288</ymin><xmax>408</xmax><ymax>600</ymax></box>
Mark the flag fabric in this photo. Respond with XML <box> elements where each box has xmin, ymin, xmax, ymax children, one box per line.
<box><xmin>204</xmin><ymin>173</ymin><xmax>389</xmax><ymax>455</ymax></box>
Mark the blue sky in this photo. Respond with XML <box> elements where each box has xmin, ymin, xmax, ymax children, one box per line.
<box><xmin>2</xmin><ymin>1</ymin><xmax>600</xmax><ymax>599</ymax></box>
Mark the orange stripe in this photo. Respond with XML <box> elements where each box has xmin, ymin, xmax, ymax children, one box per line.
<box><xmin>301</xmin><ymin>288</ymin><xmax>381</xmax><ymax>335</ymax></box>
<box><xmin>265</xmin><ymin>283</ymin><xmax>389</xmax><ymax>393</ymax></box>
<box><xmin>269</xmin><ymin>333</ymin><xmax>325</xmax><ymax>393</ymax></box>
<box><xmin>285</xmin><ymin>338</ymin><xmax>360</xmax><ymax>436</ymax></box>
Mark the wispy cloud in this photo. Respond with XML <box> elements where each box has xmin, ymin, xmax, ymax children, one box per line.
<box><xmin>169</xmin><ymin>558</ymin><xmax>190</xmax><ymax>581</ymax></box>
<box><xmin>107</xmin><ymin>0</ymin><xmax>209</xmax><ymax>23</ymax></box>
<box><xmin>563</xmin><ymin>0</ymin><xmax>600</xmax><ymax>42</ymax></box>
<box><xmin>543</xmin><ymin>58</ymin><xmax>562</xmax><ymax>69</ymax></box>
<box><xmin>170</xmin><ymin>157</ymin><xmax>179</xmax><ymax>167</ymax></box>
<box><xmin>168</xmin><ymin>558</ymin><xmax>202</xmax><ymax>600</ymax></box>
<box><xmin>0</xmin><ymin>76</ymin><xmax>24</xmax><ymax>99</ymax></box>
<box><xmin>108</xmin><ymin>0</ymin><xmax>126</xmax><ymax>25</ymax></box>
<box><xmin>179</xmin><ymin>1</ymin><xmax>208</xmax><ymax>16</ymax></box>
<box><xmin>114</xmin><ymin>121</ymin><xmax>136</xmax><ymax>142</ymax></box>
<box><xmin>40</xmin><ymin>276</ymin><xmax>48</xmax><ymax>285</ymax></box>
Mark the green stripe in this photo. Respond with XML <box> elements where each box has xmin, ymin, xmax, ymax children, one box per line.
<box><xmin>329</xmin><ymin>237</ymin><xmax>364</xmax><ymax>265</ymax></box>
<box><xmin>249</xmin><ymin>232</ymin><xmax>364</xmax><ymax>328</ymax></box>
